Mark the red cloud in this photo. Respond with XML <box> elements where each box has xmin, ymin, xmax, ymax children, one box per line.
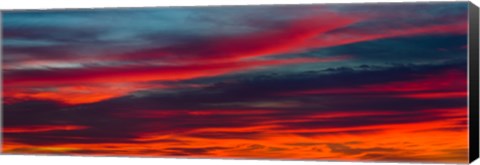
<box><xmin>309</xmin><ymin>20</ymin><xmax>468</xmax><ymax>49</ymax></box>
<box><xmin>116</xmin><ymin>12</ymin><xmax>361</xmax><ymax>64</ymax></box>
<box><xmin>3</xmin><ymin>125</ymin><xmax>88</xmax><ymax>133</ymax></box>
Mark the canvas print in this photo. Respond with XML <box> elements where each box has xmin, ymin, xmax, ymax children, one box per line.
<box><xmin>1</xmin><ymin>2</ymin><xmax>472</xmax><ymax>164</ymax></box>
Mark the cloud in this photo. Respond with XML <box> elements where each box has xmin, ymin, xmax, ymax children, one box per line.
<box><xmin>297</xmin><ymin>34</ymin><xmax>468</xmax><ymax>65</ymax></box>
<box><xmin>326</xmin><ymin>143</ymin><xmax>396</xmax><ymax>155</ymax></box>
<box><xmin>114</xmin><ymin>12</ymin><xmax>360</xmax><ymax>64</ymax></box>
<box><xmin>5</xmin><ymin>57</ymin><xmax>343</xmax><ymax>87</ymax></box>
<box><xmin>3</xmin><ymin>125</ymin><xmax>88</xmax><ymax>133</ymax></box>
<box><xmin>163</xmin><ymin>147</ymin><xmax>231</xmax><ymax>155</ymax></box>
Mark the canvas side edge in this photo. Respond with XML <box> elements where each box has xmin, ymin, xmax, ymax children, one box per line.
<box><xmin>469</xmin><ymin>1</ymin><xmax>480</xmax><ymax>163</ymax></box>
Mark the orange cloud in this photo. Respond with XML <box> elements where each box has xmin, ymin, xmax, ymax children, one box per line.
<box><xmin>3</xmin><ymin>125</ymin><xmax>88</xmax><ymax>133</ymax></box>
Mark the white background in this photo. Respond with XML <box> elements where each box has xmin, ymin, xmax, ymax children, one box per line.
<box><xmin>0</xmin><ymin>0</ymin><xmax>479</xmax><ymax>165</ymax></box>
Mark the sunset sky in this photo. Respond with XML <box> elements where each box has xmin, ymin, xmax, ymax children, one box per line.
<box><xmin>2</xmin><ymin>2</ymin><xmax>470</xmax><ymax>163</ymax></box>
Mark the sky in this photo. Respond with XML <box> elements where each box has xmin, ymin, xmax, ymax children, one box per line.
<box><xmin>1</xmin><ymin>2</ymin><xmax>470</xmax><ymax>163</ymax></box>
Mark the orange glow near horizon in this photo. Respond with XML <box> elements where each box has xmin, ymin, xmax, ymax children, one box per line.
<box><xmin>3</xmin><ymin>107</ymin><xmax>468</xmax><ymax>163</ymax></box>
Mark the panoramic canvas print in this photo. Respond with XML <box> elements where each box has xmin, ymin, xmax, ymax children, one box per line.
<box><xmin>1</xmin><ymin>2</ymin><xmax>471</xmax><ymax>164</ymax></box>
